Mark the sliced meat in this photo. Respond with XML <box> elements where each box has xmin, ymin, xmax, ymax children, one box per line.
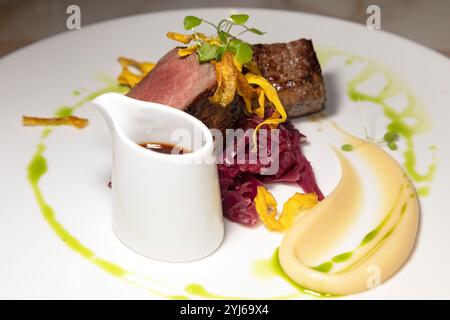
<box><xmin>127</xmin><ymin>48</ymin><xmax>240</xmax><ymax>132</ymax></box>
<box><xmin>252</xmin><ymin>39</ymin><xmax>326</xmax><ymax>117</ymax></box>
<box><xmin>127</xmin><ymin>38</ymin><xmax>325</xmax><ymax>130</ymax></box>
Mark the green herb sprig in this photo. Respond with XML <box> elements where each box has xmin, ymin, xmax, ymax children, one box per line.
<box><xmin>183</xmin><ymin>14</ymin><xmax>265</xmax><ymax>64</ymax></box>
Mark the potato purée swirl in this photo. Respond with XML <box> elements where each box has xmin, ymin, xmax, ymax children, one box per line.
<box><xmin>279</xmin><ymin>127</ymin><xmax>419</xmax><ymax>295</ymax></box>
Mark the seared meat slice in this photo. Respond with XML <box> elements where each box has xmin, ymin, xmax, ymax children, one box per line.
<box><xmin>127</xmin><ymin>38</ymin><xmax>325</xmax><ymax>130</ymax></box>
<box><xmin>252</xmin><ymin>39</ymin><xmax>326</xmax><ymax>117</ymax></box>
<box><xmin>127</xmin><ymin>48</ymin><xmax>240</xmax><ymax>132</ymax></box>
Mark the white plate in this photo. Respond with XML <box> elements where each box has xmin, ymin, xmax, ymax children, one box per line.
<box><xmin>1</xmin><ymin>8</ymin><xmax>450</xmax><ymax>299</ymax></box>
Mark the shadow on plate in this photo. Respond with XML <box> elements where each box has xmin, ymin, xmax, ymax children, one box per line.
<box><xmin>322</xmin><ymin>70</ymin><xmax>341</xmax><ymax>117</ymax></box>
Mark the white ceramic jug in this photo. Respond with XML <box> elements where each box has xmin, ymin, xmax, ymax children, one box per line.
<box><xmin>93</xmin><ymin>93</ymin><xmax>224</xmax><ymax>262</ymax></box>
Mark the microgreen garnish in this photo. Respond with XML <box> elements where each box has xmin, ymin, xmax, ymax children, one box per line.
<box><xmin>340</xmin><ymin>131</ymin><xmax>400</xmax><ymax>152</ymax></box>
<box><xmin>229</xmin><ymin>14</ymin><xmax>249</xmax><ymax>25</ymax></box>
<box><xmin>183</xmin><ymin>16</ymin><xmax>202</xmax><ymax>30</ymax></box>
<box><xmin>358</xmin><ymin>105</ymin><xmax>400</xmax><ymax>151</ymax></box>
<box><xmin>383</xmin><ymin>131</ymin><xmax>399</xmax><ymax>150</ymax></box>
<box><xmin>198</xmin><ymin>43</ymin><xmax>221</xmax><ymax>62</ymax></box>
<box><xmin>179</xmin><ymin>14</ymin><xmax>265</xmax><ymax>64</ymax></box>
<box><xmin>232</xmin><ymin>40</ymin><xmax>253</xmax><ymax>64</ymax></box>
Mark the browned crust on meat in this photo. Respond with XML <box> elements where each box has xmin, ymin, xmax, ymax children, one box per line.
<box><xmin>252</xmin><ymin>39</ymin><xmax>326</xmax><ymax>117</ymax></box>
<box><xmin>186</xmin><ymin>88</ymin><xmax>241</xmax><ymax>133</ymax></box>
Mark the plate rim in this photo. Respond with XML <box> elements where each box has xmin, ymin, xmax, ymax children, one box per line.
<box><xmin>1</xmin><ymin>7</ymin><xmax>449</xmax><ymax>66</ymax></box>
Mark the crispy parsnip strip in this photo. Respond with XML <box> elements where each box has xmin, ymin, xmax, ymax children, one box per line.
<box><xmin>209</xmin><ymin>52</ymin><xmax>239</xmax><ymax>107</ymax></box>
<box><xmin>22</xmin><ymin>115</ymin><xmax>89</xmax><ymax>129</ymax></box>
<box><xmin>254</xmin><ymin>186</ymin><xmax>318</xmax><ymax>231</ymax></box>
<box><xmin>117</xmin><ymin>57</ymin><xmax>155</xmax><ymax>88</ymax></box>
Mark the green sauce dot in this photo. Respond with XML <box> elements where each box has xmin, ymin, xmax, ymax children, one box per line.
<box><xmin>312</xmin><ymin>261</ymin><xmax>333</xmax><ymax>273</ymax></box>
<box><xmin>341</xmin><ymin>144</ymin><xmax>354</xmax><ymax>152</ymax></box>
<box><xmin>332</xmin><ymin>251</ymin><xmax>353</xmax><ymax>263</ymax></box>
<box><xmin>54</xmin><ymin>106</ymin><xmax>73</xmax><ymax>117</ymax></box>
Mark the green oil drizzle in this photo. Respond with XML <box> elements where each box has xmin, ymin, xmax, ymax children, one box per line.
<box><xmin>359</xmin><ymin>186</ymin><xmax>403</xmax><ymax>246</ymax></box>
<box><xmin>30</xmin><ymin>47</ymin><xmax>435</xmax><ymax>299</ymax></box>
<box><xmin>40</xmin><ymin>127</ymin><xmax>53</xmax><ymax>139</ymax></box>
<box><xmin>417</xmin><ymin>186</ymin><xmax>430</xmax><ymax>197</ymax></box>
<box><xmin>247</xmin><ymin>48</ymin><xmax>432</xmax><ymax>296</ymax></box>
<box><xmin>26</xmin><ymin>81</ymin><xmax>189</xmax><ymax>300</ymax></box>
<box><xmin>185</xmin><ymin>248</ymin><xmax>320</xmax><ymax>299</ymax></box>
<box><xmin>54</xmin><ymin>107</ymin><xmax>74</xmax><ymax>117</ymax></box>
<box><xmin>341</xmin><ymin>144</ymin><xmax>354</xmax><ymax>152</ymax></box>
<box><xmin>311</xmin><ymin>261</ymin><xmax>333</xmax><ymax>273</ymax></box>
<box><xmin>28</xmin><ymin>127</ymin><xmax>128</xmax><ymax>276</ymax></box>
<box><xmin>310</xmin><ymin>185</ymin><xmax>406</xmax><ymax>274</ymax></box>
<box><xmin>317</xmin><ymin>47</ymin><xmax>437</xmax><ymax>196</ymax></box>
<box><xmin>251</xmin><ymin>249</ymin><xmax>334</xmax><ymax>298</ymax></box>
<box><xmin>54</xmin><ymin>80</ymin><xmax>128</xmax><ymax>118</ymax></box>
<box><xmin>331</xmin><ymin>252</ymin><xmax>353</xmax><ymax>263</ymax></box>
<box><xmin>29</xmin><ymin>80</ymin><xmax>299</xmax><ymax>300</ymax></box>
<box><xmin>340</xmin><ymin>203</ymin><xmax>408</xmax><ymax>274</ymax></box>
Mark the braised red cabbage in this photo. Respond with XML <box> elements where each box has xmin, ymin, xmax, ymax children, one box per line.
<box><xmin>218</xmin><ymin>116</ymin><xmax>323</xmax><ymax>226</ymax></box>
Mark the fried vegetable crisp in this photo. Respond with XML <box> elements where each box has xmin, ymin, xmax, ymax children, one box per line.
<box><xmin>22</xmin><ymin>115</ymin><xmax>89</xmax><ymax>129</ymax></box>
<box><xmin>117</xmin><ymin>57</ymin><xmax>155</xmax><ymax>88</ymax></box>
<box><xmin>254</xmin><ymin>186</ymin><xmax>318</xmax><ymax>231</ymax></box>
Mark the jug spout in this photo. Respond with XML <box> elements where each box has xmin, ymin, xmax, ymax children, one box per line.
<box><xmin>92</xmin><ymin>92</ymin><xmax>213</xmax><ymax>156</ymax></box>
<box><xmin>92</xmin><ymin>92</ymin><xmax>128</xmax><ymax>133</ymax></box>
